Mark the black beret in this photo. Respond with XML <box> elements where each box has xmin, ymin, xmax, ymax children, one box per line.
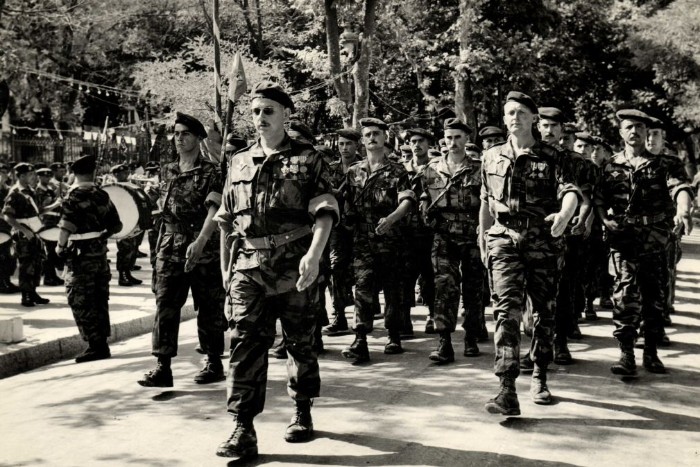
<box><xmin>71</xmin><ymin>155</ymin><xmax>97</xmax><ymax>175</ymax></box>
<box><xmin>359</xmin><ymin>117</ymin><xmax>388</xmax><ymax>130</ymax></box>
<box><xmin>111</xmin><ymin>164</ymin><xmax>128</xmax><ymax>174</ymax></box>
<box><xmin>443</xmin><ymin>118</ymin><xmax>472</xmax><ymax>133</ymax></box>
<box><xmin>406</xmin><ymin>128</ymin><xmax>433</xmax><ymax>140</ymax></box>
<box><xmin>0</xmin><ymin>163</ymin><xmax>9</xmax><ymax>172</ymax></box>
<box><xmin>538</xmin><ymin>107</ymin><xmax>566</xmax><ymax>123</ymax></box>
<box><xmin>36</xmin><ymin>168</ymin><xmax>52</xmax><ymax>176</ymax></box>
<box><xmin>129</xmin><ymin>162</ymin><xmax>140</xmax><ymax>170</ymax></box>
<box><xmin>336</xmin><ymin>128</ymin><xmax>361</xmax><ymax>142</ymax></box>
<box><xmin>563</xmin><ymin>123</ymin><xmax>579</xmax><ymax>135</ymax></box>
<box><xmin>174</xmin><ymin>112</ymin><xmax>207</xmax><ymax>139</ymax></box>
<box><xmin>50</xmin><ymin>162</ymin><xmax>66</xmax><ymax>171</ymax></box>
<box><xmin>574</xmin><ymin>131</ymin><xmax>597</xmax><ymax>145</ymax></box>
<box><xmin>288</xmin><ymin>120</ymin><xmax>315</xmax><ymax>142</ymax></box>
<box><xmin>465</xmin><ymin>143</ymin><xmax>481</xmax><ymax>153</ymax></box>
<box><xmin>591</xmin><ymin>136</ymin><xmax>612</xmax><ymax>152</ymax></box>
<box><xmin>436</xmin><ymin>106</ymin><xmax>456</xmax><ymax>120</ymax></box>
<box><xmin>315</xmin><ymin>145</ymin><xmax>335</xmax><ymax>158</ymax></box>
<box><xmin>13</xmin><ymin>163</ymin><xmax>34</xmax><ymax>175</ymax></box>
<box><xmin>506</xmin><ymin>91</ymin><xmax>538</xmax><ymax>114</ymax></box>
<box><xmin>647</xmin><ymin>116</ymin><xmax>664</xmax><ymax>130</ymax></box>
<box><xmin>478</xmin><ymin>126</ymin><xmax>505</xmax><ymax>137</ymax></box>
<box><xmin>615</xmin><ymin>109</ymin><xmax>654</xmax><ymax>126</ymax></box>
<box><xmin>252</xmin><ymin>81</ymin><xmax>295</xmax><ymax>112</ymax></box>
<box><xmin>428</xmin><ymin>149</ymin><xmax>442</xmax><ymax>158</ymax></box>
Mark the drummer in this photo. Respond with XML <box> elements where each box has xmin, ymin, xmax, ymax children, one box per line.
<box><xmin>110</xmin><ymin>163</ymin><xmax>143</xmax><ymax>287</ymax></box>
<box><xmin>0</xmin><ymin>162</ymin><xmax>20</xmax><ymax>294</ymax></box>
<box><xmin>36</xmin><ymin>168</ymin><xmax>64</xmax><ymax>286</ymax></box>
<box><xmin>2</xmin><ymin>163</ymin><xmax>50</xmax><ymax>307</ymax></box>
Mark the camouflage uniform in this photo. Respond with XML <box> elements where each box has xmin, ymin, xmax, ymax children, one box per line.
<box><xmin>344</xmin><ymin>159</ymin><xmax>415</xmax><ymax>333</ymax></box>
<box><xmin>2</xmin><ymin>184</ymin><xmax>42</xmax><ymax>293</ymax></box>
<box><xmin>417</xmin><ymin>155</ymin><xmax>484</xmax><ymax>340</ymax></box>
<box><xmin>401</xmin><ymin>158</ymin><xmax>435</xmax><ymax>330</ymax></box>
<box><xmin>116</xmin><ymin>236</ymin><xmax>139</xmax><ymax>272</ymax></box>
<box><xmin>59</xmin><ymin>182</ymin><xmax>122</xmax><ymax>343</ymax></box>
<box><xmin>215</xmin><ymin>137</ymin><xmax>338</xmax><ymax>419</ymax></box>
<box><xmin>327</xmin><ymin>160</ymin><xmax>355</xmax><ymax>318</ymax></box>
<box><xmin>153</xmin><ymin>156</ymin><xmax>227</xmax><ymax>358</ymax></box>
<box><xmin>594</xmin><ymin>151</ymin><xmax>693</xmax><ymax>348</ymax></box>
<box><xmin>0</xmin><ymin>183</ymin><xmax>17</xmax><ymax>286</ymax></box>
<box><xmin>481</xmin><ymin>139</ymin><xmax>580</xmax><ymax>378</ymax></box>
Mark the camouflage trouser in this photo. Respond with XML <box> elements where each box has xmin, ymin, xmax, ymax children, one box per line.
<box><xmin>329</xmin><ymin>227</ymin><xmax>354</xmax><ymax>314</ymax></box>
<box><xmin>65</xmin><ymin>255</ymin><xmax>111</xmax><ymax>342</ymax></box>
<box><xmin>555</xmin><ymin>235</ymin><xmax>585</xmax><ymax>342</ymax></box>
<box><xmin>609</xmin><ymin>248</ymin><xmax>667</xmax><ymax>346</ymax></box>
<box><xmin>13</xmin><ymin>234</ymin><xmax>42</xmax><ymax>292</ymax></box>
<box><xmin>152</xmin><ymin>259</ymin><xmax>227</xmax><ymax>357</ymax></box>
<box><xmin>0</xmin><ymin>240</ymin><xmax>16</xmax><ymax>280</ymax></box>
<box><xmin>583</xmin><ymin>230</ymin><xmax>612</xmax><ymax>302</ymax></box>
<box><xmin>432</xmin><ymin>232</ymin><xmax>484</xmax><ymax>338</ymax></box>
<box><xmin>666</xmin><ymin>234</ymin><xmax>682</xmax><ymax>313</ymax></box>
<box><xmin>486</xmin><ymin>224</ymin><xmax>564</xmax><ymax>378</ymax></box>
<box><xmin>402</xmin><ymin>232</ymin><xmax>435</xmax><ymax>320</ymax></box>
<box><xmin>352</xmin><ymin>235</ymin><xmax>404</xmax><ymax>333</ymax></box>
<box><xmin>116</xmin><ymin>236</ymin><xmax>139</xmax><ymax>272</ymax></box>
<box><xmin>227</xmin><ymin>269</ymin><xmax>320</xmax><ymax>419</ymax></box>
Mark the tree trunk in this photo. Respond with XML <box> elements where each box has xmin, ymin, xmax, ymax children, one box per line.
<box><xmin>352</xmin><ymin>0</ymin><xmax>378</xmax><ymax>128</ymax></box>
<box><xmin>253</xmin><ymin>0</ymin><xmax>264</xmax><ymax>58</ymax></box>
<box><xmin>455</xmin><ymin>0</ymin><xmax>479</xmax><ymax>139</ymax></box>
<box><xmin>240</xmin><ymin>0</ymin><xmax>263</xmax><ymax>59</ymax></box>
<box><xmin>324</xmin><ymin>0</ymin><xmax>352</xmax><ymax>126</ymax></box>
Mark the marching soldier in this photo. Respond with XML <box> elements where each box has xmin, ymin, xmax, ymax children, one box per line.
<box><xmin>341</xmin><ymin>117</ymin><xmax>416</xmax><ymax>363</ymax></box>
<box><xmin>0</xmin><ymin>163</ymin><xmax>19</xmax><ymax>294</ymax></box>
<box><xmin>137</xmin><ymin>112</ymin><xmax>227</xmax><ymax>388</ymax></box>
<box><xmin>480</xmin><ymin>92</ymin><xmax>581</xmax><ymax>415</ymax></box>
<box><xmin>2</xmin><ymin>163</ymin><xmax>50</xmax><ymax>307</ymax></box>
<box><xmin>215</xmin><ymin>82</ymin><xmax>338</xmax><ymax>459</ymax></box>
<box><xmin>595</xmin><ymin>109</ymin><xmax>693</xmax><ymax>376</ymax></box>
<box><xmin>55</xmin><ymin>155</ymin><xmax>122</xmax><ymax>362</ymax></box>
<box><xmin>418</xmin><ymin>118</ymin><xmax>485</xmax><ymax>363</ymax></box>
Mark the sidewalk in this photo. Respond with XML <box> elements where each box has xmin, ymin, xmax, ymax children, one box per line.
<box><xmin>0</xmin><ymin>238</ymin><xmax>194</xmax><ymax>379</ymax></box>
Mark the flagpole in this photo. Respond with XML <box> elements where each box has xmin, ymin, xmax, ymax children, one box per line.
<box><xmin>213</xmin><ymin>0</ymin><xmax>222</xmax><ymax>121</ymax></box>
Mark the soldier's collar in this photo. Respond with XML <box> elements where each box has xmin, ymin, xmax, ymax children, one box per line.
<box><xmin>251</xmin><ymin>136</ymin><xmax>293</xmax><ymax>159</ymax></box>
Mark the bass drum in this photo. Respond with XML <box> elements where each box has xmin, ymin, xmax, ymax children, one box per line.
<box><xmin>103</xmin><ymin>183</ymin><xmax>154</xmax><ymax>239</ymax></box>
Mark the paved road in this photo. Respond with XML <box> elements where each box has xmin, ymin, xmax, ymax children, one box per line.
<box><xmin>1</xmin><ymin>236</ymin><xmax>700</xmax><ymax>466</ymax></box>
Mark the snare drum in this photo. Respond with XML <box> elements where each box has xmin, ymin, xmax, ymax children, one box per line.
<box><xmin>103</xmin><ymin>183</ymin><xmax>153</xmax><ymax>239</ymax></box>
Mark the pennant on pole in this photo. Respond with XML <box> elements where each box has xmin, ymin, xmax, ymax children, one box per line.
<box><xmin>227</xmin><ymin>52</ymin><xmax>248</xmax><ymax>103</ymax></box>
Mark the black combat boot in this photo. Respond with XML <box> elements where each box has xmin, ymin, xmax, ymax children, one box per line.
<box><xmin>216</xmin><ymin>414</ymin><xmax>258</xmax><ymax>459</ymax></box>
<box><xmin>429</xmin><ymin>332</ymin><xmax>454</xmax><ymax>364</ymax></box>
<box><xmin>194</xmin><ymin>356</ymin><xmax>225</xmax><ymax>384</ymax></box>
<box><xmin>485</xmin><ymin>376</ymin><xmax>520</xmax><ymax>416</ymax></box>
<box><xmin>463</xmin><ymin>335</ymin><xmax>480</xmax><ymax>357</ymax></box>
<box><xmin>568</xmin><ymin>321</ymin><xmax>583</xmax><ymax>340</ymax></box>
<box><xmin>530</xmin><ymin>365</ymin><xmax>552</xmax><ymax>405</ymax></box>
<box><xmin>43</xmin><ymin>273</ymin><xmax>64</xmax><ymax>286</ymax></box>
<box><xmin>341</xmin><ymin>333</ymin><xmax>370</xmax><ymax>364</ymax></box>
<box><xmin>118</xmin><ymin>270</ymin><xmax>134</xmax><ymax>286</ymax></box>
<box><xmin>610</xmin><ymin>342</ymin><xmax>637</xmax><ymax>376</ymax></box>
<box><xmin>136</xmin><ymin>250</ymin><xmax>148</xmax><ymax>258</ymax></box>
<box><xmin>271</xmin><ymin>339</ymin><xmax>288</xmax><ymax>359</ymax></box>
<box><xmin>322</xmin><ymin>311</ymin><xmax>349</xmax><ymax>336</ymax></box>
<box><xmin>643</xmin><ymin>336</ymin><xmax>666</xmax><ymax>374</ymax></box>
<box><xmin>584</xmin><ymin>298</ymin><xmax>598</xmax><ymax>321</ymax></box>
<box><xmin>125</xmin><ymin>270</ymin><xmax>142</xmax><ymax>285</ymax></box>
<box><xmin>29</xmin><ymin>291</ymin><xmax>49</xmax><ymax>305</ymax></box>
<box><xmin>75</xmin><ymin>340</ymin><xmax>111</xmax><ymax>363</ymax></box>
<box><xmin>600</xmin><ymin>295</ymin><xmax>613</xmax><ymax>309</ymax></box>
<box><xmin>384</xmin><ymin>330</ymin><xmax>403</xmax><ymax>355</ymax></box>
<box><xmin>284</xmin><ymin>399</ymin><xmax>314</xmax><ymax>443</ymax></box>
<box><xmin>21</xmin><ymin>291</ymin><xmax>35</xmax><ymax>307</ymax></box>
<box><xmin>312</xmin><ymin>326</ymin><xmax>325</xmax><ymax>355</ymax></box>
<box><xmin>553</xmin><ymin>340</ymin><xmax>573</xmax><ymax>365</ymax></box>
<box><xmin>0</xmin><ymin>278</ymin><xmax>20</xmax><ymax>294</ymax></box>
<box><xmin>138</xmin><ymin>357</ymin><xmax>174</xmax><ymax>387</ymax></box>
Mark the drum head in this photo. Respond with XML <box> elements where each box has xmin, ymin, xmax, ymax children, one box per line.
<box><xmin>103</xmin><ymin>185</ymin><xmax>140</xmax><ymax>239</ymax></box>
<box><xmin>37</xmin><ymin>227</ymin><xmax>61</xmax><ymax>243</ymax></box>
<box><xmin>0</xmin><ymin>232</ymin><xmax>10</xmax><ymax>244</ymax></box>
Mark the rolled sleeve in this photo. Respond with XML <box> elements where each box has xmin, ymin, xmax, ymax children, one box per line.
<box><xmin>557</xmin><ymin>182</ymin><xmax>583</xmax><ymax>203</ymax></box>
<box><xmin>205</xmin><ymin>191</ymin><xmax>222</xmax><ymax>209</ymax></box>
<box><xmin>308</xmin><ymin>193</ymin><xmax>340</xmax><ymax>225</ymax></box>
<box><xmin>398</xmin><ymin>189</ymin><xmax>417</xmax><ymax>205</ymax></box>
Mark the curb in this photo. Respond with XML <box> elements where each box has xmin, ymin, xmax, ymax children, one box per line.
<box><xmin>0</xmin><ymin>305</ymin><xmax>196</xmax><ymax>379</ymax></box>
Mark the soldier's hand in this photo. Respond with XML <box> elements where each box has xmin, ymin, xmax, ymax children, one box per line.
<box><xmin>375</xmin><ymin>216</ymin><xmax>395</xmax><ymax>235</ymax></box>
<box><xmin>184</xmin><ymin>237</ymin><xmax>207</xmax><ymax>272</ymax></box>
<box><xmin>297</xmin><ymin>253</ymin><xmax>320</xmax><ymax>292</ymax></box>
<box><xmin>674</xmin><ymin>212</ymin><xmax>693</xmax><ymax>235</ymax></box>
<box><xmin>602</xmin><ymin>217</ymin><xmax>620</xmax><ymax>232</ymax></box>
<box><xmin>545</xmin><ymin>211</ymin><xmax>570</xmax><ymax>238</ymax></box>
<box><xmin>19</xmin><ymin>225</ymin><xmax>35</xmax><ymax>239</ymax></box>
<box><xmin>583</xmin><ymin>212</ymin><xmax>594</xmax><ymax>239</ymax></box>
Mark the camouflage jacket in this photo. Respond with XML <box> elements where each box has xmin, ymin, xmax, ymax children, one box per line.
<box><xmin>215</xmin><ymin>136</ymin><xmax>339</xmax><ymax>293</ymax></box>
<box><xmin>157</xmin><ymin>155</ymin><xmax>222</xmax><ymax>263</ymax></box>
<box><xmin>594</xmin><ymin>149</ymin><xmax>693</xmax><ymax>226</ymax></box>
<box><xmin>329</xmin><ymin>158</ymin><xmax>358</xmax><ymax>228</ymax></box>
<box><xmin>403</xmin><ymin>157</ymin><xmax>432</xmax><ymax>235</ymax></box>
<box><xmin>2</xmin><ymin>183</ymin><xmax>40</xmax><ymax>220</ymax></box>
<box><xmin>480</xmin><ymin>137</ymin><xmax>581</xmax><ymax>219</ymax></box>
<box><xmin>417</xmin><ymin>155</ymin><xmax>481</xmax><ymax>239</ymax></box>
<box><xmin>36</xmin><ymin>182</ymin><xmax>60</xmax><ymax>228</ymax></box>
<box><xmin>59</xmin><ymin>182</ymin><xmax>122</xmax><ymax>256</ymax></box>
<box><xmin>343</xmin><ymin>157</ymin><xmax>416</xmax><ymax>240</ymax></box>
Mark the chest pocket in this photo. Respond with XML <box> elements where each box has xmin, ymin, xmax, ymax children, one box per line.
<box><xmin>427</xmin><ymin>176</ymin><xmax>448</xmax><ymax>208</ymax></box>
<box><xmin>463</xmin><ymin>171</ymin><xmax>481</xmax><ymax>207</ymax></box>
<box><xmin>271</xmin><ymin>166</ymin><xmax>309</xmax><ymax>210</ymax></box>
<box><xmin>524</xmin><ymin>160</ymin><xmax>554</xmax><ymax>202</ymax></box>
<box><xmin>485</xmin><ymin>159</ymin><xmax>510</xmax><ymax>201</ymax></box>
<box><xmin>229</xmin><ymin>165</ymin><xmax>257</xmax><ymax>213</ymax></box>
<box><xmin>371</xmin><ymin>175</ymin><xmax>399</xmax><ymax>210</ymax></box>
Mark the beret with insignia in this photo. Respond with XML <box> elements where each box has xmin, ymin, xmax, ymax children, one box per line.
<box><xmin>443</xmin><ymin>117</ymin><xmax>472</xmax><ymax>134</ymax></box>
<box><xmin>13</xmin><ymin>162</ymin><xmax>34</xmax><ymax>176</ymax></box>
<box><xmin>252</xmin><ymin>81</ymin><xmax>295</xmax><ymax>112</ymax></box>
<box><xmin>538</xmin><ymin>107</ymin><xmax>566</xmax><ymax>123</ymax></box>
<box><xmin>359</xmin><ymin>117</ymin><xmax>388</xmax><ymax>131</ymax></box>
<box><xmin>336</xmin><ymin>128</ymin><xmax>361</xmax><ymax>142</ymax></box>
<box><xmin>174</xmin><ymin>112</ymin><xmax>207</xmax><ymax>139</ymax></box>
<box><xmin>506</xmin><ymin>91</ymin><xmax>538</xmax><ymax>114</ymax></box>
<box><xmin>615</xmin><ymin>109</ymin><xmax>654</xmax><ymax>126</ymax></box>
<box><xmin>478</xmin><ymin>126</ymin><xmax>505</xmax><ymax>137</ymax></box>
